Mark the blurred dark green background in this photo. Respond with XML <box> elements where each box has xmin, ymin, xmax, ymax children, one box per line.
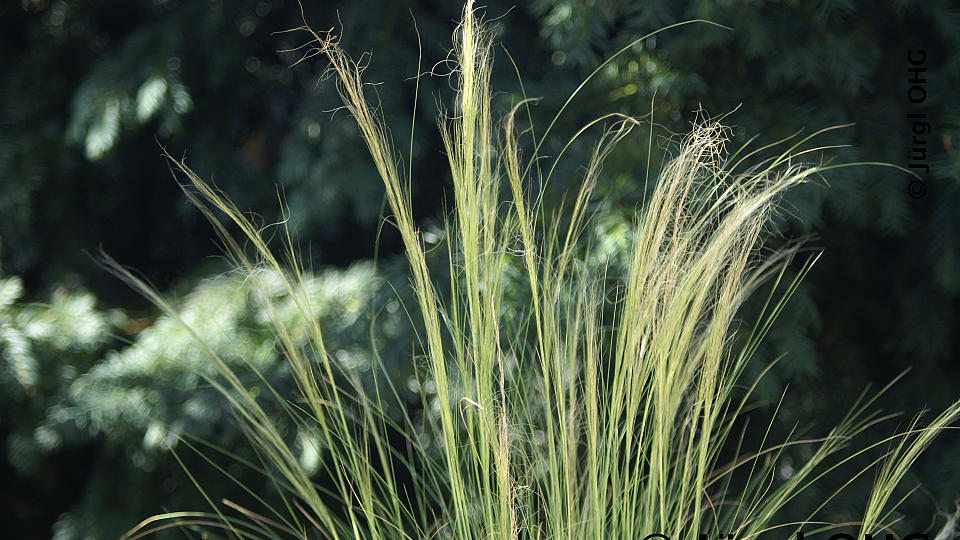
<box><xmin>2</xmin><ymin>0</ymin><xmax>959</xmax><ymax>537</ymax></box>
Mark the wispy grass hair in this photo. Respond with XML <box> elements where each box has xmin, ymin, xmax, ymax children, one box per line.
<box><xmin>115</xmin><ymin>2</ymin><xmax>960</xmax><ymax>539</ymax></box>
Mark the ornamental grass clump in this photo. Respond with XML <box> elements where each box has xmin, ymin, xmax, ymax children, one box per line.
<box><xmin>115</xmin><ymin>2</ymin><xmax>960</xmax><ymax>539</ymax></box>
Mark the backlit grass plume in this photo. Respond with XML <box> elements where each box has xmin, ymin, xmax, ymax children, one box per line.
<box><xmin>114</xmin><ymin>2</ymin><xmax>960</xmax><ymax>539</ymax></box>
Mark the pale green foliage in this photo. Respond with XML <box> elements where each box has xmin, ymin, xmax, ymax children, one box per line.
<box><xmin>0</xmin><ymin>262</ymin><xmax>405</xmax><ymax>539</ymax></box>
<box><xmin>0</xmin><ymin>276</ymin><xmax>108</xmax><ymax>395</ymax></box>
<box><xmin>116</xmin><ymin>3</ymin><xmax>960</xmax><ymax>539</ymax></box>
<box><xmin>46</xmin><ymin>262</ymin><xmax>390</xmax><ymax>459</ymax></box>
<box><xmin>68</xmin><ymin>45</ymin><xmax>193</xmax><ymax>160</ymax></box>
<box><xmin>0</xmin><ymin>275</ymin><xmax>111</xmax><ymax>480</ymax></box>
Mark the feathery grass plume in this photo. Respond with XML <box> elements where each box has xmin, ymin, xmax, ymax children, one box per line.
<box><xmin>114</xmin><ymin>1</ymin><xmax>960</xmax><ymax>539</ymax></box>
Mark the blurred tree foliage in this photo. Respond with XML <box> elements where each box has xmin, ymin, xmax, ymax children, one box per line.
<box><xmin>1</xmin><ymin>0</ymin><xmax>959</xmax><ymax>537</ymax></box>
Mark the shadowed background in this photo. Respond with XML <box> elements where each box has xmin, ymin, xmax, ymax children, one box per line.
<box><xmin>1</xmin><ymin>0</ymin><xmax>958</xmax><ymax>537</ymax></box>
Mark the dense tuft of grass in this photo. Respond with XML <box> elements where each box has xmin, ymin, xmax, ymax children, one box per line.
<box><xmin>112</xmin><ymin>2</ymin><xmax>960</xmax><ymax>539</ymax></box>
